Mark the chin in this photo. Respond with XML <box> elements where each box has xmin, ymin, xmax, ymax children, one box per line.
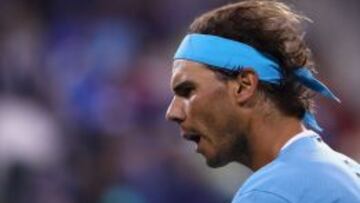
<box><xmin>205</xmin><ymin>156</ymin><xmax>230</xmax><ymax>168</ymax></box>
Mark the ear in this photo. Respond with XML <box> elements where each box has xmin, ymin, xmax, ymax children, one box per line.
<box><xmin>233</xmin><ymin>69</ymin><xmax>259</xmax><ymax>104</ymax></box>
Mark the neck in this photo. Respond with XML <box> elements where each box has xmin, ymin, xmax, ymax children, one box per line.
<box><xmin>240</xmin><ymin>112</ymin><xmax>304</xmax><ymax>171</ymax></box>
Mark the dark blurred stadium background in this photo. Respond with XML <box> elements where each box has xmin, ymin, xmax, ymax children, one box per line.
<box><xmin>0</xmin><ymin>0</ymin><xmax>359</xmax><ymax>203</ymax></box>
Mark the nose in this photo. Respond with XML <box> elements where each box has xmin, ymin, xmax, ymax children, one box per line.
<box><xmin>165</xmin><ymin>97</ymin><xmax>185</xmax><ymax>123</ymax></box>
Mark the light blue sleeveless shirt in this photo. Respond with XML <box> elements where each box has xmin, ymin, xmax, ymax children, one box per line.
<box><xmin>232</xmin><ymin>132</ymin><xmax>360</xmax><ymax>203</ymax></box>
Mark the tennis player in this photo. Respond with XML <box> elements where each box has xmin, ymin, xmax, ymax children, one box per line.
<box><xmin>166</xmin><ymin>0</ymin><xmax>360</xmax><ymax>202</ymax></box>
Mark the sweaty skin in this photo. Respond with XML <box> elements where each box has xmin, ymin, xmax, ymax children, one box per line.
<box><xmin>166</xmin><ymin>60</ymin><xmax>304</xmax><ymax>170</ymax></box>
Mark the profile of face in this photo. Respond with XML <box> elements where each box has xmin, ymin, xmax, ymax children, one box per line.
<box><xmin>166</xmin><ymin>60</ymin><xmax>251</xmax><ymax>168</ymax></box>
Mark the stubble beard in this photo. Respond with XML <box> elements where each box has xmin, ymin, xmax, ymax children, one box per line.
<box><xmin>206</xmin><ymin>132</ymin><xmax>249</xmax><ymax>168</ymax></box>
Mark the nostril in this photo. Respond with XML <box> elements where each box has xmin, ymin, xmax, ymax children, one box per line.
<box><xmin>165</xmin><ymin>110</ymin><xmax>184</xmax><ymax>124</ymax></box>
<box><xmin>171</xmin><ymin>117</ymin><xmax>183</xmax><ymax>124</ymax></box>
<box><xmin>166</xmin><ymin>111</ymin><xmax>182</xmax><ymax>123</ymax></box>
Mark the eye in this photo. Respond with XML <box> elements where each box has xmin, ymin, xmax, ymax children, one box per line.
<box><xmin>174</xmin><ymin>82</ymin><xmax>195</xmax><ymax>98</ymax></box>
<box><xmin>177</xmin><ymin>86</ymin><xmax>194</xmax><ymax>98</ymax></box>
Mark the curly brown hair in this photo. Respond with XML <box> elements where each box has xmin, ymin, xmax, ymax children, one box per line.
<box><xmin>189</xmin><ymin>0</ymin><xmax>315</xmax><ymax>119</ymax></box>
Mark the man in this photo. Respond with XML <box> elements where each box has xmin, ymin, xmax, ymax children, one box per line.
<box><xmin>165</xmin><ymin>0</ymin><xmax>360</xmax><ymax>202</ymax></box>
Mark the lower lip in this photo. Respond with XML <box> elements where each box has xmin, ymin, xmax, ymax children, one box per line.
<box><xmin>196</xmin><ymin>145</ymin><xmax>200</xmax><ymax>153</ymax></box>
<box><xmin>196</xmin><ymin>138</ymin><xmax>203</xmax><ymax>153</ymax></box>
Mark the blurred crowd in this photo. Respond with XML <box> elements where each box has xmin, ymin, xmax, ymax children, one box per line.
<box><xmin>0</xmin><ymin>0</ymin><xmax>359</xmax><ymax>203</ymax></box>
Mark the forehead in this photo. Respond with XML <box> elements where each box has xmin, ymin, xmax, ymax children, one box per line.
<box><xmin>170</xmin><ymin>60</ymin><xmax>217</xmax><ymax>87</ymax></box>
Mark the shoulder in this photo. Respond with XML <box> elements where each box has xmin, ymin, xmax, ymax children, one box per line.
<box><xmin>233</xmin><ymin>159</ymin><xmax>328</xmax><ymax>203</ymax></box>
<box><xmin>234</xmin><ymin>139</ymin><xmax>360</xmax><ymax>203</ymax></box>
<box><xmin>232</xmin><ymin>189</ymin><xmax>290</xmax><ymax>203</ymax></box>
<box><xmin>236</xmin><ymin>158</ymin><xmax>312</xmax><ymax>202</ymax></box>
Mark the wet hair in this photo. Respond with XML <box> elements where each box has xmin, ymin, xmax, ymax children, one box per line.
<box><xmin>189</xmin><ymin>0</ymin><xmax>315</xmax><ymax>119</ymax></box>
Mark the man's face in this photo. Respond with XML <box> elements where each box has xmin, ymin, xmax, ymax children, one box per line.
<box><xmin>166</xmin><ymin>60</ymin><xmax>248</xmax><ymax>168</ymax></box>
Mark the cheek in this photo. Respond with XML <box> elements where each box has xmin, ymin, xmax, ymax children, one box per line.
<box><xmin>187</xmin><ymin>94</ymin><xmax>223</xmax><ymax>125</ymax></box>
<box><xmin>189</xmin><ymin>90</ymin><xmax>235</xmax><ymax>136</ymax></box>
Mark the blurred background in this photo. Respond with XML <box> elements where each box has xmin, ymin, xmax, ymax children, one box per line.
<box><xmin>0</xmin><ymin>0</ymin><xmax>359</xmax><ymax>203</ymax></box>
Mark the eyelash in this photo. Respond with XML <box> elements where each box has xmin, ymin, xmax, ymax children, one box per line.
<box><xmin>178</xmin><ymin>86</ymin><xmax>193</xmax><ymax>98</ymax></box>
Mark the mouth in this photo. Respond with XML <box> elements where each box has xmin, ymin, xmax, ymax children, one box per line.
<box><xmin>182</xmin><ymin>132</ymin><xmax>202</xmax><ymax>145</ymax></box>
<box><xmin>185</xmin><ymin>133</ymin><xmax>201</xmax><ymax>143</ymax></box>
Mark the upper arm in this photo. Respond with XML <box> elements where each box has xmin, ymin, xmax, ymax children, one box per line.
<box><xmin>232</xmin><ymin>190</ymin><xmax>291</xmax><ymax>203</ymax></box>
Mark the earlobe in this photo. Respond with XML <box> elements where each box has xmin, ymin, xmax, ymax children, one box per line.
<box><xmin>234</xmin><ymin>69</ymin><xmax>259</xmax><ymax>104</ymax></box>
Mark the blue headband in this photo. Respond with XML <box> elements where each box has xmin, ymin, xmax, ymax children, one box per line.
<box><xmin>174</xmin><ymin>33</ymin><xmax>340</xmax><ymax>131</ymax></box>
